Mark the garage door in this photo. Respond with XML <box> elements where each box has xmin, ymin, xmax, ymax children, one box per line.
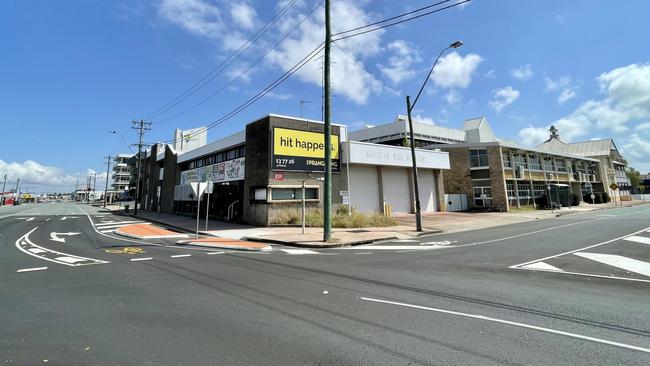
<box><xmin>349</xmin><ymin>165</ymin><xmax>380</xmax><ymax>213</ymax></box>
<box><xmin>418</xmin><ymin>170</ymin><xmax>436</xmax><ymax>212</ymax></box>
<box><xmin>382</xmin><ymin>167</ymin><xmax>412</xmax><ymax>213</ymax></box>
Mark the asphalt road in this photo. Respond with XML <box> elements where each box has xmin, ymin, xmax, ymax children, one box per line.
<box><xmin>1</xmin><ymin>202</ymin><xmax>650</xmax><ymax>365</ymax></box>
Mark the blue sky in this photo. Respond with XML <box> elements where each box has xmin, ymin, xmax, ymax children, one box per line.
<box><xmin>2</xmin><ymin>0</ymin><xmax>650</xmax><ymax>192</ymax></box>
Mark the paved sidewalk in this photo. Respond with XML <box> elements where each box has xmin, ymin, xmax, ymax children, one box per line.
<box><xmin>105</xmin><ymin>200</ymin><xmax>648</xmax><ymax>247</ymax></box>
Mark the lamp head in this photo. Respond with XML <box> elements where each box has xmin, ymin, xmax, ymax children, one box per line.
<box><xmin>450</xmin><ymin>40</ymin><xmax>463</xmax><ymax>48</ymax></box>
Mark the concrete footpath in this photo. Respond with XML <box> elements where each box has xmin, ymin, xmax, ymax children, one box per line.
<box><xmin>103</xmin><ymin>200</ymin><xmax>648</xmax><ymax>247</ymax></box>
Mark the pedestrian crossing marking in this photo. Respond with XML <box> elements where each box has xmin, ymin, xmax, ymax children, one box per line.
<box><xmin>623</xmin><ymin>235</ymin><xmax>650</xmax><ymax>245</ymax></box>
<box><xmin>574</xmin><ymin>252</ymin><xmax>650</xmax><ymax>277</ymax></box>
<box><xmin>520</xmin><ymin>261</ymin><xmax>563</xmax><ymax>272</ymax></box>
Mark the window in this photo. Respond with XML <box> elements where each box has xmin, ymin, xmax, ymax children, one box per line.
<box><xmin>533</xmin><ymin>183</ymin><xmax>547</xmax><ymax>197</ymax></box>
<box><xmin>555</xmin><ymin>159</ymin><xmax>567</xmax><ymax>172</ymax></box>
<box><xmin>270</xmin><ymin>187</ymin><xmax>319</xmax><ymax>201</ymax></box>
<box><xmin>473</xmin><ymin>186</ymin><xmax>492</xmax><ymax>207</ymax></box>
<box><xmin>512</xmin><ymin>154</ymin><xmax>527</xmax><ymax>169</ymax></box>
<box><xmin>502</xmin><ymin>153</ymin><xmax>512</xmax><ymax>168</ymax></box>
<box><xmin>469</xmin><ymin>149</ymin><xmax>489</xmax><ymax>168</ymax></box>
<box><xmin>528</xmin><ymin>155</ymin><xmax>541</xmax><ymax>170</ymax></box>
<box><xmin>543</xmin><ymin>157</ymin><xmax>554</xmax><ymax>171</ymax></box>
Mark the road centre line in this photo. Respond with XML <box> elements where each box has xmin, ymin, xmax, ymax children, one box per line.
<box><xmin>17</xmin><ymin>267</ymin><xmax>48</xmax><ymax>273</ymax></box>
<box><xmin>360</xmin><ymin>297</ymin><xmax>650</xmax><ymax>354</ymax></box>
<box><xmin>511</xmin><ymin>225</ymin><xmax>650</xmax><ymax>269</ymax></box>
<box><xmin>130</xmin><ymin>257</ymin><xmax>154</xmax><ymax>262</ymax></box>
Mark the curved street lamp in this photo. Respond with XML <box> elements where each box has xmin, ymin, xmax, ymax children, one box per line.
<box><xmin>406</xmin><ymin>40</ymin><xmax>463</xmax><ymax>231</ymax></box>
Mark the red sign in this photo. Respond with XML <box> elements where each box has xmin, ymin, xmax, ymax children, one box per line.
<box><xmin>273</xmin><ymin>172</ymin><xmax>284</xmax><ymax>181</ymax></box>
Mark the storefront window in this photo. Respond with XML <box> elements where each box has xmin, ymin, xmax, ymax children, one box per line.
<box><xmin>271</xmin><ymin>187</ymin><xmax>319</xmax><ymax>201</ymax></box>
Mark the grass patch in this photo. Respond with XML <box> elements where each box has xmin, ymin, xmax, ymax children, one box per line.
<box><xmin>271</xmin><ymin>206</ymin><xmax>397</xmax><ymax>228</ymax></box>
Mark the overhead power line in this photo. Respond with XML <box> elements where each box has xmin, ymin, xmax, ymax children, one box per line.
<box><xmin>154</xmin><ymin>0</ymin><xmax>325</xmax><ymax>125</ymax></box>
<box><xmin>140</xmin><ymin>0</ymin><xmax>300</xmax><ymax>121</ymax></box>
<box><xmin>163</xmin><ymin>43</ymin><xmax>325</xmax><ymax>145</ymax></box>
<box><xmin>333</xmin><ymin>0</ymin><xmax>471</xmax><ymax>42</ymax></box>
<box><xmin>332</xmin><ymin>41</ymin><xmax>401</xmax><ymax>95</ymax></box>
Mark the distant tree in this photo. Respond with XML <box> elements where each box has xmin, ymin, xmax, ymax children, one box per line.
<box><xmin>626</xmin><ymin>167</ymin><xmax>641</xmax><ymax>193</ymax></box>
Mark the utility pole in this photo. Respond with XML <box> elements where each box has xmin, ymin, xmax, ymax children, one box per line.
<box><xmin>15</xmin><ymin>178</ymin><xmax>20</xmax><ymax>204</ymax></box>
<box><xmin>75</xmin><ymin>178</ymin><xmax>79</xmax><ymax>201</ymax></box>
<box><xmin>103</xmin><ymin>155</ymin><xmax>111</xmax><ymax>208</ymax></box>
<box><xmin>1</xmin><ymin>174</ymin><xmax>6</xmax><ymax>206</ymax></box>
<box><xmin>323</xmin><ymin>0</ymin><xmax>332</xmax><ymax>242</ymax></box>
<box><xmin>86</xmin><ymin>177</ymin><xmax>91</xmax><ymax>204</ymax></box>
<box><xmin>131</xmin><ymin>119</ymin><xmax>152</xmax><ymax>216</ymax></box>
<box><xmin>92</xmin><ymin>173</ymin><xmax>97</xmax><ymax>204</ymax></box>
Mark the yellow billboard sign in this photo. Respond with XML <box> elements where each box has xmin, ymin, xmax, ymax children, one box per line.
<box><xmin>272</xmin><ymin>127</ymin><xmax>340</xmax><ymax>172</ymax></box>
<box><xmin>273</xmin><ymin>127</ymin><xmax>339</xmax><ymax>159</ymax></box>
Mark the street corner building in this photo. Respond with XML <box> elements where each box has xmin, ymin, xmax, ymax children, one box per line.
<box><xmin>134</xmin><ymin>114</ymin><xmax>451</xmax><ymax>226</ymax></box>
<box><xmin>352</xmin><ymin>116</ymin><xmax>631</xmax><ymax>212</ymax></box>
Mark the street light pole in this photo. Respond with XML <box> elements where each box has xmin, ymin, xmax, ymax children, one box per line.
<box><xmin>406</xmin><ymin>40</ymin><xmax>463</xmax><ymax>231</ymax></box>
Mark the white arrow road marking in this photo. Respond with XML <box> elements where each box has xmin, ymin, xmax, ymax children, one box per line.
<box><xmin>60</xmin><ymin>216</ymin><xmax>78</xmax><ymax>221</ymax></box>
<box><xmin>15</xmin><ymin>228</ymin><xmax>109</xmax><ymax>267</ymax></box>
<box><xmin>17</xmin><ymin>217</ymin><xmax>35</xmax><ymax>222</ymax></box>
<box><xmin>361</xmin><ymin>297</ymin><xmax>650</xmax><ymax>354</ymax></box>
<box><xmin>49</xmin><ymin>232</ymin><xmax>81</xmax><ymax>243</ymax></box>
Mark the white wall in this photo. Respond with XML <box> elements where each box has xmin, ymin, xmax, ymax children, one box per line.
<box><xmin>381</xmin><ymin>167</ymin><xmax>411</xmax><ymax>213</ymax></box>
<box><xmin>349</xmin><ymin>165</ymin><xmax>380</xmax><ymax>213</ymax></box>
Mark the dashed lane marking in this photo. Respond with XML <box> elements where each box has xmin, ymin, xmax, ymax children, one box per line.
<box><xmin>130</xmin><ymin>257</ymin><xmax>153</xmax><ymax>262</ymax></box>
<box><xmin>171</xmin><ymin>254</ymin><xmax>191</xmax><ymax>258</ymax></box>
<box><xmin>17</xmin><ymin>267</ymin><xmax>48</xmax><ymax>273</ymax></box>
<box><xmin>206</xmin><ymin>251</ymin><xmax>226</xmax><ymax>255</ymax></box>
<box><xmin>281</xmin><ymin>249</ymin><xmax>320</xmax><ymax>255</ymax></box>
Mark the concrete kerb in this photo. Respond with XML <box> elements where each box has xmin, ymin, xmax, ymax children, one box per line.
<box><xmin>176</xmin><ymin>239</ymin><xmax>272</xmax><ymax>252</ymax></box>
<box><xmin>113</xmin><ymin>226</ymin><xmax>189</xmax><ymax>240</ymax></box>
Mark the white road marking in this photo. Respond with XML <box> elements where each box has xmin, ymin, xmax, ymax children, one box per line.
<box><xmin>520</xmin><ymin>261</ymin><xmax>563</xmax><ymax>272</ymax></box>
<box><xmin>623</xmin><ymin>235</ymin><xmax>650</xmax><ymax>245</ymax></box>
<box><xmin>17</xmin><ymin>217</ymin><xmax>35</xmax><ymax>222</ymax></box>
<box><xmin>361</xmin><ymin>297</ymin><xmax>650</xmax><ymax>354</ymax></box>
<box><xmin>355</xmin><ymin>252</ymin><xmax>372</xmax><ymax>255</ymax></box>
<box><xmin>100</xmin><ymin>230</ymin><xmax>114</xmax><ymax>233</ymax></box>
<box><xmin>45</xmin><ymin>218</ymin><xmax>52</xmax><ymax>221</ymax></box>
<box><xmin>574</xmin><ymin>252</ymin><xmax>650</xmax><ymax>277</ymax></box>
<box><xmin>394</xmin><ymin>239</ymin><xmax>418</xmax><ymax>243</ymax></box>
<box><xmin>95</xmin><ymin>220</ymin><xmax>144</xmax><ymax>227</ymax></box>
<box><xmin>49</xmin><ymin>232</ymin><xmax>81</xmax><ymax>243</ymax></box>
<box><xmin>17</xmin><ymin>267</ymin><xmax>48</xmax><ymax>273</ymax></box>
<box><xmin>15</xmin><ymin>228</ymin><xmax>109</xmax><ymax>267</ymax></box>
<box><xmin>130</xmin><ymin>257</ymin><xmax>153</xmax><ymax>262</ymax></box>
<box><xmin>281</xmin><ymin>249</ymin><xmax>320</xmax><ymax>255</ymax></box>
<box><xmin>511</xmin><ymin>225</ymin><xmax>650</xmax><ymax>269</ymax></box>
<box><xmin>77</xmin><ymin>206</ymin><xmax>164</xmax><ymax>247</ymax></box>
<box><xmin>28</xmin><ymin>248</ymin><xmax>47</xmax><ymax>254</ymax></box>
<box><xmin>54</xmin><ymin>256</ymin><xmax>87</xmax><ymax>264</ymax></box>
<box><xmin>94</xmin><ymin>223</ymin><xmax>148</xmax><ymax>229</ymax></box>
<box><xmin>207</xmin><ymin>251</ymin><xmax>225</xmax><ymax>255</ymax></box>
<box><xmin>343</xmin><ymin>245</ymin><xmax>442</xmax><ymax>250</ymax></box>
<box><xmin>60</xmin><ymin>216</ymin><xmax>78</xmax><ymax>220</ymax></box>
<box><xmin>171</xmin><ymin>254</ymin><xmax>191</xmax><ymax>258</ymax></box>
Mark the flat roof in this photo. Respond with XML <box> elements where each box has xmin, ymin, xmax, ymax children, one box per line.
<box><xmin>427</xmin><ymin>141</ymin><xmax>600</xmax><ymax>163</ymax></box>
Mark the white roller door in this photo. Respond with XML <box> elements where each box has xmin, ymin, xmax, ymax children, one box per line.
<box><xmin>382</xmin><ymin>167</ymin><xmax>412</xmax><ymax>213</ymax></box>
<box><xmin>349</xmin><ymin>165</ymin><xmax>380</xmax><ymax>213</ymax></box>
<box><xmin>418</xmin><ymin>170</ymin><xmax>436</xmax><ymax>212</ymax></box>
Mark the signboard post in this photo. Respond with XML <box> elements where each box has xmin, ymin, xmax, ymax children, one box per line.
<box><xmin>190</xmin><ymin>182</ymin><xmax>206</xmax><ymax>239</ymax></box>
<box><xmin>205</xmin><ymin>182</ymin><xmax>213</xmax><ymax>231</ymax></box>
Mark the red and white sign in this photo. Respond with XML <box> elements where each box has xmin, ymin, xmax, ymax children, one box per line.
<box><xmin>273</xmin><ymin>172</ymin><xmax>284</xmax><ymax>181</ymax></box>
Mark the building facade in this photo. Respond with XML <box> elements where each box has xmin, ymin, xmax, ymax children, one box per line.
<box><xmin>111</xmin><ymin>153</ymin><xmax>135</xmax><ymax>201</ymax></box>
<box><xmin>135</xmin><ymin>114</ymin><xmax>451</xmax><ymax>226</ymax></box>
<box><xmin>537</xmin><ymin>126</ymin><xmax>631</xmax><ymax>200</ymax></box>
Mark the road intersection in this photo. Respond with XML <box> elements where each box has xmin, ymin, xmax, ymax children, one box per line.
<box><xmin>1</xmin><ymin>202</ymin><xmax>650</xmax><ymax>365</ymax></box>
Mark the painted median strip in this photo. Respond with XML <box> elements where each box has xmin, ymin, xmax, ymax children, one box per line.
<box><xmin>114</xmin><ymin>223</ymin><xmax>188</xmax><ymax>240</ymax></box>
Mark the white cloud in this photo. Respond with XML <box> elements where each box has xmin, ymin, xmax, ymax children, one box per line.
<box><xmin>518</xmin><ymin>125</ymin><xmax>548</xmax><ymax>146</ymax></box>
<box><xmin>430</xmin><ymin>52</ymin><xmax>483</xmax><ymax>89</ymax></box>
<box><xmin>510</xmin><ymin>64</ymin><xmax>533</xmax><ymax>81</ymax></box>
<box><xmin>267</xmin><ymin>0</ymin><xmax>384</xmax><ymax>104</ymax></box>
<box><xmin>545</xmin><ymin>76</ymin><xmax>571</xmax><ymax>91</ymax></box>
<box><xmin>266</xmin><ymin>91</ymin><xmax>292</xmax><ymax>100</ymax></box>
<box><xmin>545</xmin><ymin>75</ymin><xmax>579</xmax><ymax>104</ymax></box>
<box><xmin>636</xmin><ymin>122</ymin><xmax>650</xmax><ymax>131</ymax></box>
<box><xmin>0</xmin><ymin>160</ymin><xmax>102</xmax><ymax>189</ymax></box>
<box><xmin>157</xmin><ymin>0</ymin><xmax>224</xmax><ymax>39</ymax></box>
<box><xmin>230</xmin><ymin>2</ymin><xmax>257</xmax><ymax>30</ymax></box>
<box><xmin>378</xmin><ymin>40</ymin><xmax>421</xmax><ymax>84</ymax></box>
<box><xmin>413</xmin><ymin>115</ymin><xmax>435</xmax><ymax>125</ymax></box>
<box><xmin>489</xmin><ymin>86</ymin><xmax>519</xmax><ymax>112</ymax></box>
<box><xmin>558</xmin><ymin>87</ymin><xmax>577</xmax><ymax>103</ymax></box>
<box><xmin>444</xmin><ymin>89</ymin><xmax>461</xmax><ymax>106</ymax></box>
<box><xmin>483</xmin><ymin>69</ymin><xmax>496</xmax><ymax>79</ymax></box>
<box><xmin>517</xmin><ymin>63</ymin><xmax>650</xmax><ymax>151</ymax></box>
<box><xmin>622</xmin><ymin>134</ymin><xmax>650</xmax><ymax>160</ymax></box>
